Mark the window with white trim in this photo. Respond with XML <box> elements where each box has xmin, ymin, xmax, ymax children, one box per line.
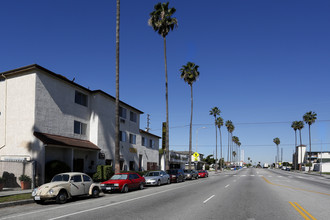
<box><xmin>75</xmin><ymin>91</ymin><xmax>88</xmax><ymax>107</ymax></box>
<box><xmin>130</xmin><ymin>111</ymin><xmax>137</xmax><ymax>122</ymax></box>
<box><xmin>74</xmin><ymin>120</ymin><xmax>87</xmax><ymax>135</ymax></box>
<box><xmin>129</xmin><ymin>134</ymin><xmax>136</xmax><ymax>144</ymax></box>
<box><xmin>120</xmin><ymin>131</ymin><xmax>127</xmax><ymax>142</ymax></box>
<box><xmin>142</xmin><ymin>137</ymin><xmax>147</xmax><ymax>146</ymax></box>
<box><xmin>119</xmin><ymin>107</ymin><xmax>127</xmax><ymax>119</ymax></box>
<box><xmin>149</xmin><ymin>139</ymin><xmax>155</xmax><ymax>148</ymax></box>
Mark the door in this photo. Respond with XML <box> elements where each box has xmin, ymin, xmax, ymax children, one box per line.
<box><xmin>82</xmin><ymin>174</ymin><xmax>93</xmax><ymax>194</ymax></box>
<box><xmin>70</xmin><ymin>174</ymin><xmax>85</xmax><ymax>196</ymax></box>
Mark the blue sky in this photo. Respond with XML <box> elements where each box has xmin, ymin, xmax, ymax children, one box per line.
<box><xmin>1</xmin><ymin>0</ymin><xmax>330</xmax><ymax>164</ymax></box>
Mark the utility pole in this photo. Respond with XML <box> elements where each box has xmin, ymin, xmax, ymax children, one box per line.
<box><xmin>146</xmin><ymin>114</ymin><xmax>150</xmax><ymax>132</ymax></box>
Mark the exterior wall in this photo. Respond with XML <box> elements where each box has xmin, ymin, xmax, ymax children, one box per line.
<box><xmin>34</xmin><ymin>70</ymin><xmax>91</xmax><ymax>140</ymax></box>
<box><xmin>1</xmin><ymin>65</ymin><xmax>160</xmax><ymax>183</ymax></box>
<box><xmin>0</xmin><ymin>72</ymin><xmax>36</xmax><ymax>159</ymax></box>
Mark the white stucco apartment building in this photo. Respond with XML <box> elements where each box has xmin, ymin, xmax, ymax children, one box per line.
<box><xmin>0</xmin><ymin>64</ymin><xmax>160</xmax><ymax>185</ymax></box>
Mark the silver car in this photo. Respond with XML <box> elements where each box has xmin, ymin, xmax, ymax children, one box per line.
<box><xmin>144</xmin><ymin>171</ymin><xmax>170</xmax><ymax>186</ymax></box>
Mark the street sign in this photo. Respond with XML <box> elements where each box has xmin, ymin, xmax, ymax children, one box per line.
<box><xmin>193</xmin><ymin>152</ymin><xmax>199</xmax><ymax>161</ymax></box>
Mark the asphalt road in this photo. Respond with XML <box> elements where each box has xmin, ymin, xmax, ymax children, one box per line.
<box><xmin>0</xmin><ymin>168</ymin><xmax>329</xmax><ymax>220</ymax></box>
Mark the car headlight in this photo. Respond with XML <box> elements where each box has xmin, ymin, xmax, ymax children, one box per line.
<box><xmin>101</xmin><ymin>184</ymin><xmax>105</xmax><ymax>186</ymax></box>
<box><xmin>114</xmin><ymin>183</ymin><xmax>119</xmax><ymax>186</ymax></box>
<box><xmin>32</xmin><ymin>188</ymin><xmax>38</xmax><ymax>196</ymax></box>
<box><xmin>48</xmin><ymin>189</ymin><xmax>54</xmax><ymax>195</ymax></box>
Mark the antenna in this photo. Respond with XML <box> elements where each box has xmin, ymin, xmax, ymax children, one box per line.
<box><xmin>145</xmin><ymin>114</ymin><xmax>150</xmax><ymax>132</ymax></box>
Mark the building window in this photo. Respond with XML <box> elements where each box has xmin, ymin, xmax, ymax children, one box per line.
<box><xmin>149</xmin><ymin>139</ymin><xmax>155</xmax><ymax>148</ymax></box>
<box><xmin>142</xmin><ymin>137</ymin><xmax>147</xmax><ymax>146</ymax></box>
<box><xmin>120</xmin><ymin>131</ymin><xmax>127</xmax><ymax>142</ymax></box>
<box><xmin>130</xmin><ymin>111</ymin><xmax>137</xmax><ymax>122</ymax></box>
<box><xmin>119</xmin><ymin>107</ymin><xmax>127</xmax><ymax>119</ymax></box>
<box><xmin>75</xmin><ymin>91</ymin><xmax>88</xmax><ymax>107</ymax></box>
<box><xmin>74</xmin><ymin>120</ymin><xmax>87</xmax><ymax>135</ymax></box>
<box><xmin>129</xmin><ymin>134</ymin><xmax>136</xmax><ymax>144</ymax></box>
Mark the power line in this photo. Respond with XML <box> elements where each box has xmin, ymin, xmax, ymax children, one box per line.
<box><xmin>150</xmin><ymin>120</ymin><xmax>330</xmax><ymax>131</ymax></box>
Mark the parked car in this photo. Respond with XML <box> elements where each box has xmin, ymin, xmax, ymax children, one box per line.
<box><xmin>198</xmin><ymin>170</ymin><xmax>209</xmax><ymax>178</ymax></box>
<box><xmin>144</xmin><ymin>171</ymin><xmax>170</xmax><ymax>186</ymax></box>
<box><xmin>184</xmin><ymin>170</ymin><xmax>198</xmax><ymax>180</ymax></box>
<box><xmin>101</xmin><ymin>173</ymin><xmax>145</xmax><ymax>193</ymax></box>
<box><xmin>166</xmin><ymin>169</ymin><xmax>185</xmax><ymax>183</ymax></box>
<box><xmin>31</xmin><ymin>172</ymin><xmax>101</xmax><ymax>204</ymax></box>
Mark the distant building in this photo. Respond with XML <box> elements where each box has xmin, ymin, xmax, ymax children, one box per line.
<box><xmin>0</xmin><ymin>64</ymin><xmax>160</xmax><ymax>185</ymax></box>
<box><xmin>292</xmin><ymin>144</ymin><xmax>330</xmax><ymax>170</ymax></box>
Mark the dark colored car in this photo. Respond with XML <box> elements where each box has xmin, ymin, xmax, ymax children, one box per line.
<box><xmin>101</xmin><ymin>173</ymin><xmax>145</xmax><ymax>193</ymax></box>
<box><xmin>198</xmin><ymin>170</ymin><xmax>209</xmax><ymax>178</ymax></box>
<box><xmin>184</xmin><ymin>170</ymin><xmax>198</xmax><ymax>180</ymax></box>
<box><xmin>166</xmin><ymin>169</ymin><xmax>185</xmax><ymax>183</ymax></box>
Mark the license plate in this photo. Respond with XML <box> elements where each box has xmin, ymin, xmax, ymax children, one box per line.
<box><xmin>106</xmin><ymin>187</ymin><xmax>112</xmax><ymax>190</ymax></box>
<box><xmin>34</xmin><ymin>196</ymin><xmax>40</xmax><ymax>200</ymax></box>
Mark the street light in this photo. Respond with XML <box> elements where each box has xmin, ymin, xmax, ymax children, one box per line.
<box><xmin>195</xmin><ymin>127</ymin><xmax>206</xmax><ymax>153</ymax></box>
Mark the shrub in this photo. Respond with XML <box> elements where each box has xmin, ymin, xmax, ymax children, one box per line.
<box><xmin>19</xmin><ymin>174</ymin><xmax>31</xmax><ymax>182</ymax></box>
<box><xmin>93</xmin><ymin>165</ymin><xmax>114</xmax><ymax>182</ymax></box>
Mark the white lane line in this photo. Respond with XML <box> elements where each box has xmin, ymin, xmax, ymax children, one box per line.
<box><xmin>250</xmin><ymin>175</ymin><xmax>255</xmax><ymax>176</ymax></box>
<box><xmin>242</xmin><ymin>175</ymin><xmax>246</xmax><ymax>176</ymax></box>
<box><xmin>225</xmin><ymin>184</ymin><xmax>230</xmax><ymax>188</ymax></box>
<box><xmin>203</xmin><ymin>195</ymin><xmax>215</xmax><ymax>204</ymax></box>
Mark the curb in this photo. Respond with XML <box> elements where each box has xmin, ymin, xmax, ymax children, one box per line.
<box><xmin>0</xmin><ymin>199</ymin><xmax>34</xmax><ymax>209</ymax></box>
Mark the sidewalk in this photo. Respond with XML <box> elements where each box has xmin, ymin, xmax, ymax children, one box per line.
<box><xmin>0</xmin><ymin>188</ymin><xmax>34</xmax><ymax>208</ymax></box>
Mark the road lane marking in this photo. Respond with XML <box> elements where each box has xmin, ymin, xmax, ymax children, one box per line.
<box><xmin>203</xmin><ymin>195</ymin><xmax>215</xmax><ymax>204</ymax></box>
<box><xmin>289</xmin><ymin>202</ymin><xmax>316</xmax><ymax>220</ymax></box>
<box><xmin>225</xmin><ymin>184</ymin><xmax>230</xmax><ymax>188</ymax></box>
<box><xmin>262</xmin><ymin>177</ymin><xmax>330</xmax><ymax>196</ymax></box>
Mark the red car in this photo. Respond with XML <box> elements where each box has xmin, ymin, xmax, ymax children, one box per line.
<box><xmin>101</xmin><ymin>173</ymin><xmax>145</xmax><ymax>193</ymax></box>
<box><xmin>198</xmin><ymin>170</ymin><xmax>209</xmax><ymax>178</ymax></box>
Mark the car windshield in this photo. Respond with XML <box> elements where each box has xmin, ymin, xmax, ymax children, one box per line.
<box><xmin>146</xmin><ymin>172</ymin><xmax>160</xmax><ymax>176</ymax></box>
<box><xmin>167</xmin><ymin>170</ymin><xmax>178</xmax><ymax>174</ymax></box>
<box><xmin>51</xmin><ymin>174</ymin><xmax>70</xmax><ymax>182</ymax></box>
<box><xmin>110</xmin><ymin>174</ymin><xmax>128</xmax><ymax>180</ymax></box>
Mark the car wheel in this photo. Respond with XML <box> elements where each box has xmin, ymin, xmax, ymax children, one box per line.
<box><xmin>92</xmin><ymin>187</ymin><xmax>100</xmax><ymax>198</ymax></box>
<box><xmin>176</xmin><ymin>178</ymin><xmax>179</xmax><ymax>183</ymax></box>
<box><xmin>182</xmin><ymin>178</ymin><xmax>185</xmax><ymax>182</ymax></box>
<box><xmin>56</xmin><ymin>190</ymin><xmax>68</xmax><ymax>204</ymax></box>
<box><xmin>122</xmin><ymin>185</ymin><xmax>128</xmax><ymax>193</ymax></box>
<box><xmin>157</xmin><ymin>180</ymin><xmax>161</xmax><ymax>186</ymax></box>
<box><xmin>167</xmin><ymin>178</ymin><xmax>170</xmax><ymax>184</ymax></box>
<box><xmin>139</xmin><ymin>183</ymin><xmax>144</xmax><ymax>190</ymax></box>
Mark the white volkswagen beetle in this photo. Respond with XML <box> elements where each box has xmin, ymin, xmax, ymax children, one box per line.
<box><xmin>32</xmin><ymin>172</ymin><xmax>101</xmax><ymax>204</ymax></box>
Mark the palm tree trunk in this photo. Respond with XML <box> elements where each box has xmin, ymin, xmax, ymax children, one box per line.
<box><xmin>299</xmin><ymin>129</ymin><xmax>302</xmax><ymax>171</ymax></box>
<box><xmin>219</xmin><ymin>127</ymin><xmax>222</xmax><ymax>171</ymax></box>
<box><xmin>215</xmin><ymin>121</ymin><xmax>218</xmax><ymax>172</ymax></box>
<box><xmin>188</xmin><ymin>85</ymin><xmax>193</xmax><ymax>171</ymax></box>
<box><xmin>227</xmin><ymin>132</ymin><xmax>230</xmax><ymax>163</ymax></box>
<box><xmin>277</xmin><ymin>145</ymin><xmax>279</xmax><ymax>166</ymax></box>
<box><xmin>308</xmin><ymin>124</ymin><xmax>311</xmax><ymax>172</ymax></box>
<box><xmin>163</xmin><ymin>37</ymin><xmax>170</xmax><ymax>170</ymax></box>
<box><xmin>114</xmin><ymin>0</ymin><xmax>121</xmax><ymax>173</ymax></box>
<box><xmin>294</xmin><ymin>130</ymin><xmax>297</xmax><ymax>170</ymax></box>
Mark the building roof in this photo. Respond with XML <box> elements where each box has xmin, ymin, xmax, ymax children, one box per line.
<box><xmin>34</xmin><ymin>132</ymin><xmax>100</xmax><ymax>151</ymax></box>
<box><xmin>139</xmin><ymin>129</ymin><xmax>161</xmax><ymax>139</ymax></box>
<box><xmin>0</xmin><ymin>64</ymin><xmax>143</xmax><ymax>114</ymax></box>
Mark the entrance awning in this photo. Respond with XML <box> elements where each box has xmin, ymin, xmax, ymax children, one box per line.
<box><xmin>34</xmin><ymin>132</ymin><xmax>100</xmax><ymax>151</ymax></box>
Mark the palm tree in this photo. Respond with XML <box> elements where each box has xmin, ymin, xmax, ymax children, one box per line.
<box><xmin>216</xmin><ymin>117</ymin><xmax>224</xmax><ymax>171</ymax></box>
<box><xmin>180</xmin><ymin>62</ymin><xmax>200</xmax><ymax>171</ymax></box>
<box><xmin>232</xmin><ymin>151</ymin><xmax>236</xmax><ymax>160</ymax></box>
<box><xmin>303</xmin><ymin>111</ymin><xmax>317</xmax><ymax>172</ymax></box>
<box><xmin>273</xmin><ymin>137</ymin><xmax>280</xmax><ymax>167</ymax></box>
<box><xmin>291</xmin><ymin>121</ymin><xmax>299</xmax><ymax>170</ymax></box>
<box><xmin>149</xmin><ymin>2</ymin><xmax>178</xmax><ymax>170</ymax></box>
<box><xmin>229</xmin><ymin>124</ymin><xmax>235</xmax><ymax>163</ymax></box>
<box><xmin>225</xmin><ymin>120</ymin><xmax>234</xmax><ymax>163</ymax></box>
<box><xmin>232</xmin><ymin>136</ymin><xmax>239</xmax><ymax>164</ymax></box>
<box><xmin>237</xmin><ymin>141</ymin><xmax>241</xmax><ymax>166</ymax></box>
<box><xmin>210</xmin><ymin>107</ymin><xmax>221</xmax><ymax>172</ymax></box>
<box><xmin>114</xmin><ymin>0</ymin><xmax>121</xmax><ymax>173</ymax></box>
<box><xmin>297</xmin><ymin>121</ymin><xmax>304</xmax><ymax>170</ymax></box>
